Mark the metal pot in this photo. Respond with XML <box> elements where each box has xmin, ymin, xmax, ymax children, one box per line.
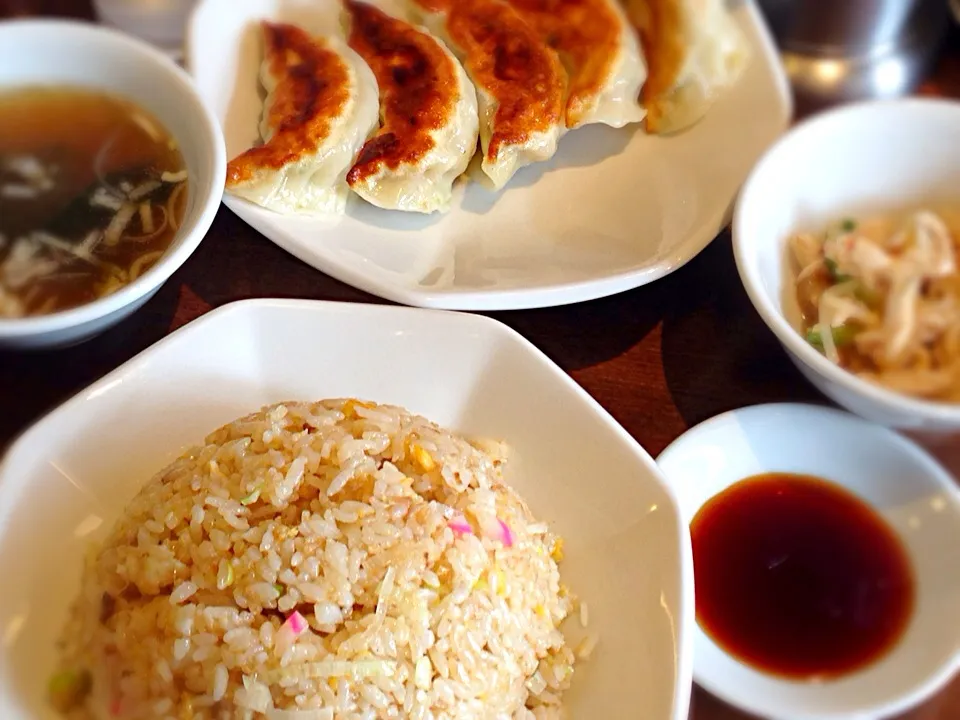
<box><xmin>757</xmin><ymin>0</ymin><xmax>952</xmax><ymax>111</ymax></box>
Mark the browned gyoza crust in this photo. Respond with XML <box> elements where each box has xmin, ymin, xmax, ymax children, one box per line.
<box><xmin>226</xmin><ymin>21</ymin><xmax>351</xmax><ymax>188</ymax></box>
<box><xmin>413</xmin><ymin>0</ymin><xmax>566</xmax><ymax>162</ymax></box>
<box><xmin>502</xmin><ymin>0</ymin><xmax>621</xmax><ymax>128</ymax></box>
<box><xmin>344</xmin><ymin>0</ymin><xmax>462</xmax><ymax>185</ymax></box>
<box><xmin>624</xmin><ymin>0</ymin><xmax>686</xmax><ymax>133</ymax></box>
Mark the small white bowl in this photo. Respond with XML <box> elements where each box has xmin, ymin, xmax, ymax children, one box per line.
<box><xmin>658</xmin><ymin>403</ymin><xmax>960</xmax><ymax>720</ymax></box>
<box><xmin>733</xmin><ymin>98</ymin><xmax>960</xmax><ymax>434</ymax></box>
<box><xmin>0</xmin><ymin>19</ymin><xmax>225</xmax><ymax>349</ymax></box>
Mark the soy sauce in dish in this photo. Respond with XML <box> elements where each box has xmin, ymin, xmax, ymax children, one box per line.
<box><xmin>691</xmin><ymin>472</ymin><xmax>915</xmax><ymax>679</ymax></box>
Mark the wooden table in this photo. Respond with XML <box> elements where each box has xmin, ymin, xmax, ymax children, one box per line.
<box><xmin>1</xmin><ymin>2</ymin><xmax>958</xmax><ymax>718</ymax></box>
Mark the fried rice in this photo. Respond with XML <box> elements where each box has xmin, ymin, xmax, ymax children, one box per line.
<box><xmin>52</xmin><ymin>399</ymin><xmax>578</xmax><ymax>719</ymax></box>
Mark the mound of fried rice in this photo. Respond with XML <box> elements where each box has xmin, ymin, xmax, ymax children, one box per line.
<box><xmin>53</xmin><ymin>399</ymin><xmax>579</xmax><ymax>719</ymax></box>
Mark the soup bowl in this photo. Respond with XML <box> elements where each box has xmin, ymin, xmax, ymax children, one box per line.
<box><xmin>733</xmin><ymin>98</ymin><xmax>960</xmax><ymax>435</ymax></box>
<box><xmin>0</xmin><ymin>19</ymin><xmax>224</xmax><ymax>349</ymax></box>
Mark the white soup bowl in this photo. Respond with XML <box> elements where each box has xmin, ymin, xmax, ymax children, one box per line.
<box><xmin>0</xmin><ymin>19</ymin><xmax>225</xmax><ymax>349</ymax></box>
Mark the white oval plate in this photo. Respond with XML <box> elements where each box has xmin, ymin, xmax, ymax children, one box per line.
<box><xmin>186</xmin><ymin>0</ymin><xmax>791</xmax><ymax>310</ymax></box>
<box><xmin>0</xmin><ymin>298</ymin><xmax>692</xmax><ymax>719</ymax></box>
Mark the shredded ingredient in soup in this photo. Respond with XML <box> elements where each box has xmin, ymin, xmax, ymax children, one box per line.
<box><xmin>0</xmin><ymin>86</ymin><xmax>188</xmax><ymax>319</ymax></box>
<box><xmin>790</xmin><ymin>210</ymin><xmax>960</xmax><ymax>401</ymax></box>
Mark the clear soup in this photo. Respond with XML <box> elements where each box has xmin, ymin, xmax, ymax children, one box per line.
<box><xmin>0</xmin><ymin>86</ymin><xmax>189</xmax><ymax>319</ymax></box>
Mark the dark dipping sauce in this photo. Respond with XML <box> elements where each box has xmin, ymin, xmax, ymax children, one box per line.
<box><xmin>691</xmin><ymin>473</ymin><xmax>915</xmax><ymax>679</ymax></box>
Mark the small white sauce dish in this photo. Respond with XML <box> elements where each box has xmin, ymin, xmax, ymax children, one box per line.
<box><xmin>733</xmin><ymin>98</ymin><xmax>960</xmax><ymax>434</ymax></box>
<box><xmin>0</xmin><ymin>19</ymin><xmax>225</xmax><ymax>349</ymax></box>
<box><xmin>657</xmin><ymin>403</ymin><xmax>960</xmax><ymax>720</ymax></box>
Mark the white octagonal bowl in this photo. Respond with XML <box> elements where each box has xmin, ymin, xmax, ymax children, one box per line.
<box><xmin>0</xmin><ymin>298</ymin><xmax>693</xmax><ymax>719</ymax></box>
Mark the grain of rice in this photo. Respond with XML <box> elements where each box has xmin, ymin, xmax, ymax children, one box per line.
<box><xmin>153</xmin><ymin>697</ymin><xmax>174</xmax><ymax>715</ymax></box>
<box><xmin>169</xmin><ymin>582</ymin><xmax>197</xmax><ymax>605</ymax></box>
<box><xmin>212</xmin><ymin>664</ymin><xmax>229</xmax><ymax>701</ymax></box>
<box><xmin>575</xmin><ymin>633</ymin><xmax>599</xmax><ymax>660</ymax></box>
<box><xmin>313</xmin><ymin>601</ymin><xmax>343</xmax><ymax>625</ymax></box>
<box><xmin>155</xmin><ymin>659</ymin><xmax>173</xmax><ymax>684</ymax></box>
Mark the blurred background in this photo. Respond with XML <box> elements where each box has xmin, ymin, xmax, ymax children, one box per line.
<box><xmin>0</xmin><ymin>0</ymin><xmax>960</xmax><ymax>115</ymax></box>
<box><xmin>758</xmin><ymin>0</ymin><xmax>960</xmax><ymax>112</ymax></box>
<box><xmin>1</xmin><ymin>0</ymin><xmax>959</xmax><ymax>117</ymax></box>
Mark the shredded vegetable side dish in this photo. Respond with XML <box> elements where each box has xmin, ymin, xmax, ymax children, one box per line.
<box><xmin>790</xmin><ymin>210</ymin><xmax>960</xmax><ymax>401</ymax></box>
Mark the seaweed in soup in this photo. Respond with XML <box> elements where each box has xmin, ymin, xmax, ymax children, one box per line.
<box><xmin>0</xmin><ymin>86</ymin><xmax>189</xmax><ymax>318</ymax></box>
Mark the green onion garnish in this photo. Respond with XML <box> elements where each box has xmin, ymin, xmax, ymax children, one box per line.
<box><xmin>240</xmin><ymin>485</ymin><xmax>262</xmax><ymax>506</ymax></box>
<box><xmin>824</xmin><ymin>258</ymin><xmax>851</xmax><ymax>283</ymax></box>
<box><xmin>48</xmin><ymin>669</ymin><xmax>92</xmax><ymax>712</ymax></box>
<box><xmin>806</xmin><ymin>325</ymin><xmax>858</xmax><ymax>350</ymax></box>
<box><xmin>853</xmin><ymin>282</ymin><xmax>881</xmax><ymax>308</ymax></box>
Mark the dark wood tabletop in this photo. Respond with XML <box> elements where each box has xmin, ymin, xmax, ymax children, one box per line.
<box><xmin>1</xmin><ymin>1</ymin><xmax>958</xmax><ymax>719</ymax></box>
